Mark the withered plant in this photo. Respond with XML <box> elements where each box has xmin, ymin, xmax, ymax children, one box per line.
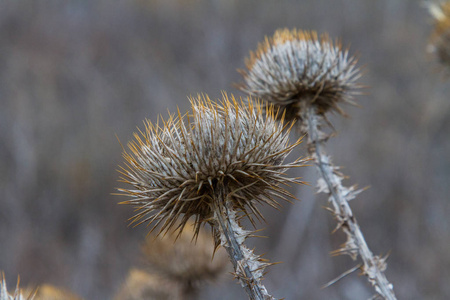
<box><xmin>428</xmin><ymin>0</ymin><xmax>450</xmax><ymax>70</ymax></box>
<box><xmin>141</xmin><ymin>220</ymin><xmax>228</xmax><ymax>290</ymax></box>
<box><xmin>115</xmin><ymin>221</ymin><xmax>228</xmax><ymax>300</ymax></box>
<box><xmin>114</xmin><ymin>269</ymin><xmax>184</xmax><ymax>300</ymax></box>
<box><xmin>117</xmin><ymin>93</ymin><xmax>306</xmax><ymax>300</ymax></box>
<box><xmin>24</xmin><ymin>285</ymin><xmax>82</xmax><ymax>300</ymax></box>
<box><xmin>239</xmin><ymin>28</ymin><xmax>397</xmax><ymax>300</ymax></box>
<box><xmin>1</xmin><ymin>273</ymin><xmax>81</xmax><ymax>300</ymax></box>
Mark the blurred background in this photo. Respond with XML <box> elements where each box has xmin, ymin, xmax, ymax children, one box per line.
<box><xmin>1</xmin><ymin>0</ymin><xmax>449</xmax><ymax>299</ymax></box>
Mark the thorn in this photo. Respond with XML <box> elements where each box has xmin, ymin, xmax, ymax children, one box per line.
<box><xmin>330</xmin><ymin>247</ymin><xmax>359</xmax><ymax>258</ymax></box>
<box><xmin>321</xmin><ymin>264</ymin><xmax>362</xmax><ymax>289</ymax></box>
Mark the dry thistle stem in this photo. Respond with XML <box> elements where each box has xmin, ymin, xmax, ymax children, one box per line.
<box><xmin>238</xmin><ymin>28</ymin><xmax>361</xmax><ymax>121</ymax></box>
<box><xmin>117</xmin><ymin>93</ymin><xmax>305</xmax><ymax>300</ymax></box>
<box><xmin>239</xmin><ymin>29</ymin><xmax>397</xmax><ymax>300</ymax></box>
<box><xmin>428</xmin><ymin>1</ymin><xmax>450</xmax><ymax>69</ymax></box>
<box><xmin>1</xmin><ymin>273</ymin><xmax>35</xmax><ymax>300</ymax></box>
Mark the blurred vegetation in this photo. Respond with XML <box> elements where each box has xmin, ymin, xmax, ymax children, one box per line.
<box><xmin>1</xmin><ymin>0</ymin><xmax>449</xmax><ymax>299</ymax></box>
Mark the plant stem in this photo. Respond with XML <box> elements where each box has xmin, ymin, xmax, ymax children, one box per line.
<box><xmin>212</xmin><ymin>185</ymin><xmax>275</xmax><ymax>300</ymax></box>
<box><xmin>301</xmin><ymin>104</ymin><xmax>397</xmax><ymax>300</ymax></box>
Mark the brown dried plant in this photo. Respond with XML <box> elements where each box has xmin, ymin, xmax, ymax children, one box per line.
<box><xmin>117</xmin><ymin>93</ymin><xmax>306</xmax><ymax>300</ymax></box>
<box><xmin>141</xmin><ymin>220</ymin><xmax>228</xmax><ymax>286</ymax></box>
<box><xmin>239</xmin><ymin>28</ymin><xmax>396</xmax><ymax>300</ymax></box>
<box><xmin>1</xmin><ymin>273</ymin><xmax>82</xmax><ymax>300</ymax></box>
<box><xmin>24</xmin><ymin>285</ymin><xmax>82</xmax><ymax>300</ymax></box>
<box><xmin>428</xmin><ymin>0</ymin><xmax>450</xmax><ymax>69</ymax></box>
<box><xmin>114</xmin><ymin>269</ymin><xmax>184</xmax><ymax>300</ymax></box>
<box><xmin>115</xmin><ymin>221</ymin><xmax>228</xmax><ymax>300</ymax></box>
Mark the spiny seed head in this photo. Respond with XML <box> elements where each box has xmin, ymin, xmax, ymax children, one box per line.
<box><xmin>428</xmin><ymin>1</ymin><xmax>450</xmax><ymax>69</ymax></box>
<box><xmin>239</xmin><ymin>28</ymin><xmax>361</xmax><ymax>120</ymax></box>
<box><xmin>1</xmin><ymin>274</ymin><xmax>35</xmax><ymax>300</ymax></box>
<box><xmin>141</xmin><ymin>221</ymin><xmax>228</xmax><ymax>284</ymax></box>
<box><xmin>117</xmin><ymin>93</ymin><xmax>304</xmax><ymax>237</ymax></box>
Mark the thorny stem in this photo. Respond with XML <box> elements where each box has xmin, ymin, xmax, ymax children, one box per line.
<box><xmin>301</xmin><ymin>104</ymin><xmax>397</xmax><ymax>300</ymax></box>
<box><xmin>212</xmin><ymin>185</ymin><xmax>275</xmax><ymax>300</ymax></box>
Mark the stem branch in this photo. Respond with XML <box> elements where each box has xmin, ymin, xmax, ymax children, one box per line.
<box><xmin>302</xmin><ymin>105</ymin><xmax>396</xmax><ymax>300</ymax></box>
<box><xmin>213</xmin><ymin>186</ymin><xmax>274</xmax><ymax>300</ymax></box>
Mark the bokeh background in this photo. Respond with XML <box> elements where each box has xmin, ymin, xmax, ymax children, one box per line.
<box><xmin>1</xmin><ymin>0</ymin><xmax>449</xmax><ymax>299</ymax></box>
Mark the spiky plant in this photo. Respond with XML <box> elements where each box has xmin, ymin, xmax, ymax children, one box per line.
<box><xmin>239</xmin><ymin>28</ymin><xmax>397</xmax><ymax>300</ymax></box>
<box><xmin>238</xmin><ymin>28</ymin><xmax>360</xmax><ymax>121</ymax></box>
<box><xmin>1</xmin><ymin>273</ymin><xmax>35</xmax><ymax>300</ymax></box>
<box><xmin>117</xmin><ymin>93</ymin><xmax>306</xmax><ymax>300</ymax></box>
<box><xmin>428</xmin><ymin>0</ymin><xmax>450</xmax><ymax>69</ymax></box>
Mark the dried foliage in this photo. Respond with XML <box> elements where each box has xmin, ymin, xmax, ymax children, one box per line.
<box><xmin>114</xmin><ymin>221</ymin><xmax>229</xmax><ymax>299</ymax></box>
<box><xmin>141</xmin><ymin>220</ymin><xmax>228</xmax><ymax>286</ymax></box>
<box><xmin>23</xmin><ymin>285</ymin><xmax>82</xmax><ymax>300</ymax></box>
<box><xmin>428</xmin><ymin>1</ymin><xmax>450</xmax><ymax>68</ymax></box>
<box><xmin>239</xmin><ymin>28</ymin><xmax>361</xmax><ymax>120</ymax></box>
<box><xmin>117</xmin><ymin>93</ymin><xmax>305</xmax><ymax>238</ymax></box>
<box><xmin>114</xmin><ymin>269</ymin><xmax>183</xmax><ymax>300</ymax></box>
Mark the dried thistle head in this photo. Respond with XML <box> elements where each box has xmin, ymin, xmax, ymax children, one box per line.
<box><xmin>141</xmin><ymin>220</ymin><xmax>228</xmax><ymax>285</ymax></box>
<box><xmin>115</xmin><ymin>223</ymin><xmax>227</xmax><ymax>300</ymax></box>
<box><xmin>117</xmin><ymin>93</ymin><xmax>304</xmax><ymax>237</ymax></box>
<box><xmin>114</xmin><ymin>269</ymin><xmax>183</xmax><ymax>300</ymax></box>
<box><xmin>1</xmin><ymin>273</ymin><xmax>35</xmax><ymax>300</ymax></box>
<box><xmin>239</xmin><ymin>28</ymin><xmax>361</xmax><ymax>120</ymax></box>
<box><xmin>428</xmin><ymin>1</ymin><xmax>450</xmax><ymax>69</ymax></box>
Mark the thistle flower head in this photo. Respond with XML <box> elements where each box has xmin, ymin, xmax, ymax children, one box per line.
<box><xmin>239</xmin><ymin>28</ymin><xmax>361</xmax><ymax>120</ymax></box>
<box><xmin>428</xmin><ymin>1</ymin><xmax>450</xmax><ymax>69</ymax></box>
<box><xmin>117</xmin><ymin>93</ymin><xmax>304</xmax><ymax>237</ymax></box>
